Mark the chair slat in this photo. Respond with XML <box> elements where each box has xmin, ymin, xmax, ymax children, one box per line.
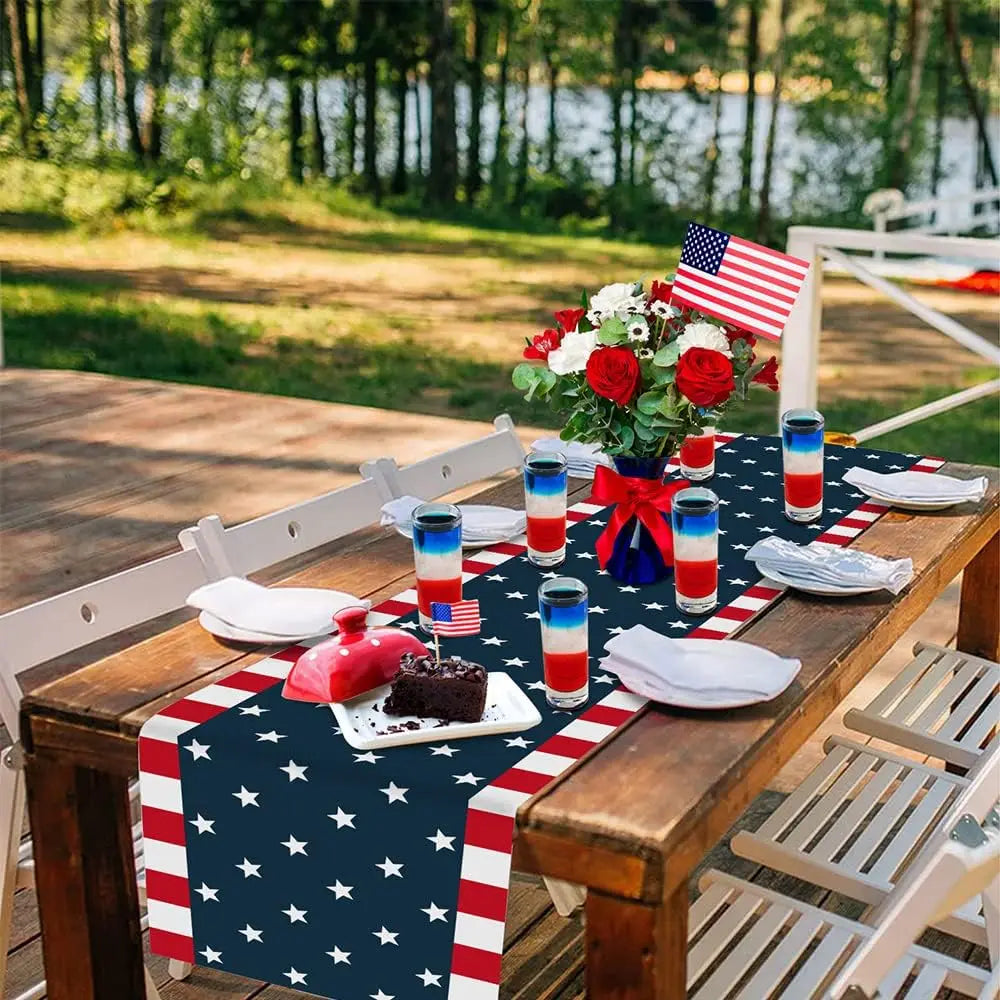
<box><xmin>891</xmin><ymin>650</ymin><xmax>963</xmax><ymax>724</ymax></box>
<box><xmin>732</xmin><ymin>912</ymin><xmax>826</xmax><ymax>1000</ymax></box>
<box><xmin>687</xmin><ymin>892</ymin><xmax>766</xmax><ymax>983</ymax></box>
<box><xmin>780</xmin><ymin>926</ymin><xmax>855</xmax><ymax>999</ymax></box>
<box><xmin>905</xmin><ymin>962</ymin><xmax>949</xmax><ymax>998</ymax></box>
<box><xmin>936</xmin><ymin>669</ymin><xmax>1000</xmax><ymax>742</ymax></box>
<box><xmin>865</xmin><ymin>647</ymin><xmax>940</xmax><ymax>714</ymax></box>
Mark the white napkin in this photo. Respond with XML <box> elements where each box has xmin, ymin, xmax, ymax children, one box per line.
<box><xmin>530</xmin><ymin>438</ymin><xmax>611</xmax><ymax>478</ymax></box>
<box><xmin>601</xmin><ymin>625</ymin><xmax>801</xmax><ymax>707</ymax></box>
<box><xmin>187</xmin><ymin>577</ymin><xmax>366</xmax><ymax>636</ymax></box>
<box><xmin>380</xmin><ymin>496</ymin><xmax>526</xmax><ymax>541</ymax></box>
<box><xmin>844</xmin><ymin>466</ymin><xmax>988</xmax><ymax>504</ymax></box>
<box><xmin>747</xmin><ymin>537</ymin><xmax>913</xmax><ymax>594</ymax></box>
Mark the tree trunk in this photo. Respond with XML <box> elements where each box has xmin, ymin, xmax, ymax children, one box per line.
<box><xmin>5</xmin><ymin>0</ymin><xmax>35</xmax><ymax>149</ymax></box>
<box><xmin>465</xmin><ymin>0</ymin><xmax>486</xmax><ymax>199</ymax></box>
<box><xmin>756</xmin><ymin>0</ymin><xmax>790</xmax><ymax>243</ymax></box>
<box><xmin>930</xmin><ymin>24</ymin><xmax>946</xmax><ymax>200</ymax></box>
<box><xmin>32</xmin><ymin>0</ymin><xmax>43</xmax><ymax>109</ymax></box>
<box><xmin>943</xmin><ymin>0</ymin><xmax>998</xmax><ymax>189</ymax></box>
<box><xmin>287</xmin><ymin>72</ymin><xmax>304</xmax><ymax>183</ymax></box>
<box><xmin>610</xmin><ymin>2</ymin><xmax>628</xmax><ymax>192</ymax></box>
<box><xmin>392</xmin><ymin>66</ymin><xmax>408</xmax><ymax>194</ymax></box>
<box><xmin>490</xmin><ymin>7</ymin><xmax>511</xmax><ymax>203</ymax></box>
<box><xmin>544</xmin><ymin>47</ymin><xmax>558</xmax><ymax>173</ymax></box>
<box><xmin>411</xmin><ymin>71</ymin><xmax>424</xmax><ymax>177</ymax></box>
<box><xmin>627</xmin><ymin>58</ymin><xmax>638</xmax><ymax>191</ymax></box>
<box><xmin>703</xmin><ymin>77</ymin><xmax>723</xmax><ymax>220</ymax></box>
<box><xmin>199</xmin><ymin>11</ymin><xmax>215</xmax><ymax>106</ymax></box>
<box><xmin>889</xmin><ymin>0</ymin><xmax>931</xmax><ymax>191</ymax></box>
<box><xmin>88</xmin><ymin>0</ymin><xmax>103</xmax><ymax>148</ymax></box>
<box><xmin>738</xmin><ymin>0</ymin><xmax>760</xmax><ymax>216</ymax></box>
<box><xmin>141</xmin><ymin>0</ymin><xmax>167</xmax><ymax>163</ymax></box>
<box><xmin>345</xmin><ymin>64</ymin><xmax>358</xmax><ymax>175</ymax></box>
<box><xmin>312</xmin><ymin>76</ymin><xmax>326</xmax><ymax>177</ymax></box>
<box><xmin>360</xmin><ymin>0</ymin><xmax>380</xmax><ymax>200</ymax></box>
<box><xmin>428</xmin><ymin>0</ymin><xmax>458</xmax><ymax>204</ymax></box>
<box><xmin>109</xmin><ymin>0</ymin><xmax>143</xmax><ymax>158</ymax></box>
<box><xmin>514</xmin><ymin>62</ymin><xmax>530</xmax><ymax>206</ymax></box>
<box><xmin>884</xmin><ymin>0</ymin><xmax>899</xmax><ymax>97</ymax></box>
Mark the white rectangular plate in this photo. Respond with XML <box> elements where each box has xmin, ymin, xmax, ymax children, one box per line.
<box><xmin>330</xmin><ymin>672</ymin><xmax>542</xmax><ymax>750</ymax></box>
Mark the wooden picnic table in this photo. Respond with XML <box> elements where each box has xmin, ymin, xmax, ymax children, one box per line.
<box><xmin>20</xmin><ymin>461</ymin><xmax>1000</xmax><ymax>1000</ymax></box>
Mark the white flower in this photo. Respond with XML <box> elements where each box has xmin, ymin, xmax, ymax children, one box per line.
<box><xmin>637</xmin><ymin>347</ymin><xmax>654</xmax><ymax>360</ymax></box>
<box><xmin>547</xmin><ymin>329</ymin><xmax>599</xmax><ymax>375</ymax></box>
<box><xmin>586</xmin><ymin>282</ymin><xmax>647</xmax><ymax>325</ymax></box>
<box><xmin>650</xmin><ymin>300</ymin><xmax>680</xmax><ymax>319</ymax></box>
<box><xmin>626</xmin><ymin>317</ymin><xmax>649</xmax><ymax>342</ymax></box>
<box><xmin>676</xmin><ymin>322</ymin><xmax>732</xmax><ymax>358</ymax></box>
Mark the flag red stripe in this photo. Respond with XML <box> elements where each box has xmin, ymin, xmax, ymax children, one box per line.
<box><xmin>724</xmin><ymin>245</ymin><xmax>809</xmax><ymax>282</ymax></box>
<box><xmin>539</xmin><ymin>733</ymin><xmax>599</xmax><ymax>759</ymax></box>
<box><xmin>138</xmin><ymin>737</ymin><xmax>181</xmax><ymax>778</ymax></box>
<box><xmin>580</xmin><ymin>704</ymin><xmax>636</xmax><ymax>727</ymax></box>
<box><xmin>145</xmin><ymin>869</ymin><xmax>191</xmax><ymax>907</ymax></box>
<box><xmin>157</xmin><ymin>699</ymin><xmax>226</xmax><ymax>724</ymax></box>
<box><xmin>670</xmin><ymin>291</ymin><xmax>781</xmax><ymax>342</ymax></box>
<box><xmin>216</xmin><ymin>670</ymin><xmax>281</xmax><ymax>694</ymax></box>
<box><xmin>671</xmin><ymin>285</ymin><xmax>785</xmax><ymax>333</ymax></box>
<box><xmin>150</xmin><ymin>928</ymin><xmax>195</xmax><ymax>964</ymax></box>
<box><xmin>141</xmin><ymin>805</ymin><xmax>186</xmax><ymax>844</ymax></box>
<box><xmin>729</xmin><ymin>234</ymin><xmax>810</xmax><ymax>270</ymax></box>
<box><xmin>452</xmin><ymin>943</ymin><xmax>503</xmax><ymax>981</ymax></box>
<box><xmin>717</xmin><ymin>256</ymin><xmax>803</xmax><ymax>294</ymax></box>
<box><xmin>271</xmin><ymin>644</ymin><xmax>310</xmax><ymax>663</ymax></box>
<box><xmin>676</xmin><ymin>267</ymin><xmax>796</xmax><ymax>316</ymax></box>
<box><xmin>678</xmin><ymin>262</ymin><xmax>797</xmax><ymax>306</ymax></box>
<box><xmin>464</xmin><ymin>809</ymin><xmax>516</xmax><ymax>853</ymax></box>
<box><xmin>490</xmin><ymin>768</ymin><xmax>552</xmax><ymax>795</ymax></box>
<box><xmin>457</xmin><ymin>879</ymin><xmax>510</xmax><ymax>923</ymax></box>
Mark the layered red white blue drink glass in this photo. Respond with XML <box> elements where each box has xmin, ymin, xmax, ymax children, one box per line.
<box><xmin>538</xmin><ymin>577</ymin><xmax>589</xmax><ymax>709</ymax></box>
<box><xmin>671</xmin><ymin>487</ymin><xmax>720</xmax><ymax>615</ymax></box>
<box><xmin>782</xmin><ymin>409</ymin><xmax>825</xmax><ymax>523</ymax></box>
<box><xmin>679</xmin><ymin>425</ymin><xmax>716</xmax><ymax>481</ymax></box>
<box><xmin>523</xmin><ymin>451</ymin><xmax>568</xmax><ymax>567</ymax></box>
<box><xmin>412</xmin><ymin>502</ymin><xmax>463</xmax><ymax>633</ymax></box>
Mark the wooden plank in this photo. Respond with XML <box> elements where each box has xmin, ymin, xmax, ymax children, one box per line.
<box><xmin>519</xmin><ymin>462</ymin><xmax>999</xmax><ymax>902</ymax></box>
<box><xmin>957</xmin><ymin>528</ymin><xmax>1000</xmax><ymax>661</ymax></box>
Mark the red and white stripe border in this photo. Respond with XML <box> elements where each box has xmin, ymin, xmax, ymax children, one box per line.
<box><xmin>139</xmin><ymin>445</ymin><xmax>943</xmax><ymax>988</ymax></box>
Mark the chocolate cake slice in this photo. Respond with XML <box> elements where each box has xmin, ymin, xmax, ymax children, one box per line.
<box><xmin>383</xmin><ymin>653</ymin><xmax>487</xmax><ymax>723</ymax></box>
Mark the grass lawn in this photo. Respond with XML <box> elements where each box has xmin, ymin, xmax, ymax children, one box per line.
<box><xmin>2</xmin><ymin>173</ymin><xmax>997</xmax><ymax>466</ymax></box>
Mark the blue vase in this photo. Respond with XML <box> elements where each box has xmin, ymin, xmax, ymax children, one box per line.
<box><xmin>606</xmin><ymin>456</ymin><xmax>674</xmax><ymax>585</ymax></box>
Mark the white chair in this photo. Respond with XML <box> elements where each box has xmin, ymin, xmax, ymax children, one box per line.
<box><xmin>359</xmin><ymin>413</ymin><xmax>526</xmax><ymax>502</ymax></box>
<box><xmin>843</xmin><ymin>642</ymin><xmax>999</xmax><ymax>770</ymax></box>
<box><xmin>687</xmin><ymin>748</ymin><xmax>999</xmax><ymax>999</ymax></box>
<box><xmin>731</xmin><ymin>732</ymin><xmax>1000</xmax><ymax>949</ymax></box>
<box><xmin>0</xmin><ymin>546</ymin><xmax>212</xmax><ymax>999</ymax></box>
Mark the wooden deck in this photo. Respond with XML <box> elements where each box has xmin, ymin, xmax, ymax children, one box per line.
<box><xmin>0</xmin><ymin>369</ymin><xmax>979</xmax><ymax>999</ymax></box>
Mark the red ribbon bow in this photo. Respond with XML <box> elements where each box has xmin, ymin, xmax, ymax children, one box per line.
<box><xmin>590</xmin><ymin>465</ymin><xmax>690</xmax><ymax>569</ymax></box>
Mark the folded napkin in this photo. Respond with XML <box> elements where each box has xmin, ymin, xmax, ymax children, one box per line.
<box><xmin>188</xmin><ymin>577</ymin><xmax>365</xmax><ymax>637</ymax></box>
<box><xmin>844</xmin><ymin>466</ymin><xmax>988</xmax><ymax>504</ymax></box>
<box><xmin>601</xmin><ymin>625</ymin><xmax>800</xmax><ymax>707</ymax></box>
<box><xmin>530</xmin><ymin>438</ymin><xmax>612</xmax><ymax>478</ymax></box>
<box><xmin>746</xmin><ymin>537</ymin><xmax>913</xmax><ymax>595</ymax></box>
<box><xmin>380</xmin><ymin>496</ymin><xmax>526</xmax><ymax>541</ymax></box>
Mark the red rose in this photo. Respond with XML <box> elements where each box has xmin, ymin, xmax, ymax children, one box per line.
<box><xmin>554</xmin><ymin>307</ymin><xmax>586</xmax><ymax>333</ymax></box>
<box><xmin>649</xmin><ymin>280</ymin><xmax>672</xmax><ymax>303</ymax></box>
<box><xmin>523</xmin><ymin>327</ymin><xmax>564</xmax><ymax>360</ymax></box>
<box><xmin>675</xmin><ymin>347</ymin><xmax>735</xmax><ymax>407</ymax></box>
<box><xmin>752</xmin><ymin>355</ymin><xmax>779</xmax><ymax>392</ymax></box>
<box><xmin>586</xmin><ymin>346</ymin><xmax>641</xmax><ymax>407</ymax></box>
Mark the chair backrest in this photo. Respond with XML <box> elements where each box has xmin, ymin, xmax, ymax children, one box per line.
<box><xmin>177</xmin><ymin>474</ymin><xmax>388</xmax><ymax>580</ymax></box>
<box><xmin>826</xmin><ymin>739</ymin><xmax>1000</xmax><ymax>998</ymax></box>
<box><xmin>0</xmin><ymin>545</ymin><xmax>209</xmax><ymax>740</ymax></box>
<box><xmin>359</xmin><ymin>414</ymin><xmax>525</xmax><ymax>502</ymax></box>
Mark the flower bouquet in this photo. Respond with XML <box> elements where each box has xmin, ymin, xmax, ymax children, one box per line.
<box><xmin>511</xmin><ymin>279</ymin><xmax>779</xmax><ymax>583</ymax></box>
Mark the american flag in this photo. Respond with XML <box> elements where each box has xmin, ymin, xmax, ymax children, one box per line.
<box><xmin>430</xmin><ymin>600</ymin><xmax>482</xmax><ymax>636</ymax></box>
<box><xmin>670</xmin><ymin>222</ymin><xmax>810</xmax><ymax>342</ymax></box>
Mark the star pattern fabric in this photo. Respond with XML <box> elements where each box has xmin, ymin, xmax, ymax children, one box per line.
<box><xmin>167</xmin><ymin>437</ymin><xmax>920</xmax><ymax>998</ymax></box>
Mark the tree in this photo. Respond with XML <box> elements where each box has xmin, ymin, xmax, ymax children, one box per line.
<box><xmin>465</xmin><ymin>0</ymin><xmax>491</xmax><ymax>199</ymax></box>
<box><xmin>490</xmin><ymin>3</ymin><xmax>512</xmax><ymax>203</ymax></box>
<box><xmin>287</xmin><ymin>73</ymin><xmax>304</xmax><ymax>182</ymax></box>
<box><xmin>141</xmin><ymin>0</ymin><xmax>170</xmax><ymax>162</ymax></box>
<box><xmin>757</xmin><ymin>0</ymin><xmax>791</xmax><ymax>242</ymax></box>
<box><xmin>311</xmin><ymin>78</ymin><xmax>326</xmax><ymax>178</ymax></box>
<box><xmin>738</xmin><ymin>0</ymin><xmax>760</xmax><ymax>217</ymax></box>
<box><xmin>4</xmin><ymin>0</ymin><xmax>37</xmax><ymax>150</ymax></box>
<box><xmin>87</xmin><ymin>0</ymin><xmax>103</xmax><ymax>150</ymax></box>
<box><xmin>888</xmin><ymin>0</ymin><xmax>930</xmax><ymax>190</ymax></box>
<box><xmin>110</xmin><ymin>0</ymin><xmax>143</xmax><ymax>158</ymax></box>
<box><xmin>358</xmin><ymin>0</ymin><xmax>382</xmax><ymax>200</ymax></box>
<box><xmin>428</xmin><ymin>0</ymin><xmax>458</xmax><ymax>203</ymax></box>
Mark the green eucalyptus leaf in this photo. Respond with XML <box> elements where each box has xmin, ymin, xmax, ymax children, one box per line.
<box><xmin>512</xmin><ymin>362</ymin><xmax>541</xmax><ymax>390</ymax></box>
<box><xmin>597</xmin><ymin>317</ymin><xmax>627</xmax><ymax>345</ymax></box>
<box><xmin>636</xmin><ymin>390</ymin><xmax>664</xmax><ymax>415</ymax></box>
<box><xmin>653</xmin><ymin>342</ymin><xmax>680</xmax><ymax>367</ymax></box>
<box><xmin>653</xmin><ymin>367</ymin><xmax>676</xmax><ymax>386</ymax></box>
<box><xmin>634</xmin><ymin>422</ymin><xmax>657</xmax><ymax>442</ymax></box>
<box><xmin>619</xmin><ymin>425</ymin><xmax>635</xmax><ymax>450</ymax></box>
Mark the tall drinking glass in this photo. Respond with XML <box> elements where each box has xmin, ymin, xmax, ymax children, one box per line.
<box><xmin>538</xmin><ymin>577</ymin><xmax>589</xmax><ymax>710</ymax></box>
<box><xmin>679</xmin><ymin>425</ymin><xmax>716</xmax><ymax>481</ymax></box>
<box><xmin>523</xmin><ymin>451</ymin><xmax>568</xmax><ymax>567</ymax></box>
<box><xmin>412</xmin><ymin>502</ymin><xmax>463</xmax><ymax>633</ymax></box>
<box><xmin>782</xmin><ymin>409</ymin><xmax>825</xmax><ymax>523</ymax></box>
<box><xmin>671</xmin><ymin>487</ymin><xmax>719</xmax><ymax>615</ymax></box>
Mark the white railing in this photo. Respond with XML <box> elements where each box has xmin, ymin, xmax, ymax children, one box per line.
<box><xmin>781</xmin><ymin>227</ymin><xmax>1000</xmax><ymax>442</ymax></box>
<box><xmin>868</xmin><ymin>187</ymin><xmax>1000</xmax><ymax>260</ymax></box>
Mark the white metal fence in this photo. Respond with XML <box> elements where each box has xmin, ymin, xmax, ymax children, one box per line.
<box><xmin>780</xmin><ymin>227</ymin><xmax>1000</xmax><ymax>442</ymax></box>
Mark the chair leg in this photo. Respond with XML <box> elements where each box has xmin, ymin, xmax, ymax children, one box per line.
<box><xmin>983</xmin><ymin>874</ymin><xmax>1000</xmax><ymax>969</ymax></box>
<box><xmin>543</xmin><ymin>876</ymin><xmax>587</xmax><ymax>916</ymax></box>
<box><xmin>0</xmin><ymin>751</ymin><xmax>27</xmax><ymax>996</ymax></box>
<box><xmin>168</xmin><ymin>959</ymin><xmax>193</xmax><ymax>980</ymax></box>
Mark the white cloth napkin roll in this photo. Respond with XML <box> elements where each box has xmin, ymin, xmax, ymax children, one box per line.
<box><xmin>530</xmin><ymin>438</ymin><xmax>612</xmax><ymax>478</ymax></box>
<box><xmin>187</xmin><ymin>577</ymin><xmax>367</xmax><ymax>636</ymax></box>
<box><xmin>746</xmin><ymin>537</ymin><xmax>913</xmax><ymax>594</ymax></box>
<box><xmin>380</xmin><ymin>496</ymin><xmax>526</xmax><ymax>541</ymax></box>
<box><xmin>601</xmin><ymin>626</ymin><xmax>801</xmax><ymax>707</ymax></box>
<box><xmin>844</xmin><ymin>466</ymin><xmax>988</xmax><ymax>504</ymax></box>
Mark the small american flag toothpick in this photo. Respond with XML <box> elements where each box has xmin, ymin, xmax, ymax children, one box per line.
<box><xmin>430</xmin><ymin>600</ymin><xmax>482</xmax><ymax>637</ymax></box>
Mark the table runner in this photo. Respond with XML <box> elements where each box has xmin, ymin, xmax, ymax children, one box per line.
<box><xmin>139</xmin><ymin>436</ymin><xmax>942</xmax><ymax>1000</ymax></box>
